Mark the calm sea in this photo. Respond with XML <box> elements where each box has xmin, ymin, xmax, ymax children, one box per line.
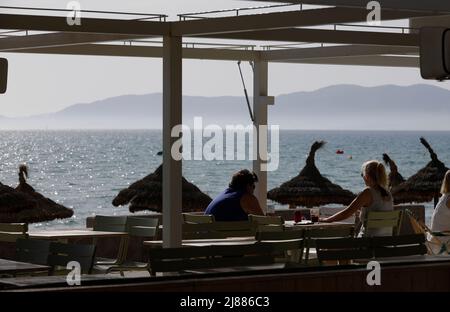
<box><xmin>1</xmin><ymin>130</ymin><xmax>449</xmax><ymax>229</ymax></box>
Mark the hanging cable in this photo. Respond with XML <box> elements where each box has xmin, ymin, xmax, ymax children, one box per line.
<box><xmin>237</xmin><ymin>61</ymin><xmax>254</xmax><ymax>122</ymax></box>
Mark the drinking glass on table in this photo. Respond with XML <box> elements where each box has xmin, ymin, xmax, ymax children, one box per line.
<box><xmin>294</xmin><ymin>210</ymin><xmax>303</xmax><ymax>223</ymax></box>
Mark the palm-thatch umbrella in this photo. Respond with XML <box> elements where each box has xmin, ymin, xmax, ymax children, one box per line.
<box><xmin>267</xmin><ymin>141</ymin><xmax>356</xmax><ymax>208</ymax></box>
<box><xmin>392</xmin><ymin>138</ymin><xmax>449</xmax><ymax>206</ymax></box>
<box><xmin>0</xmin><ymin>182</ymin><xmax>37</xmax><ymax>214</ymax></box>
<box><xmin>1</xmin><ymin>165</ymin><xmax>74</xmax><ymax>223</ymax></box>
<box><xmin>382</xmin><ymin>153</ymin><xmax>405</xmax><ymax>189</ymax></box>
<box><xmin>112</xmin><ymin>164</ymin><xmax>212</xmax><ymax>213</ymax></box>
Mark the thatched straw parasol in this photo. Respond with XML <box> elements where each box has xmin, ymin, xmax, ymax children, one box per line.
<box><xmin>0</xmin><ymin>183</ymin><xmax>36</xmax><ymax>214</ymax></box>
<box><xmin>382</xmin><ymin>153</ymin><xmax>405</xmax><ymax>189</ymax></box>
<box><xmin>0</xmin><ymin>165</ymin><xmax>74</xmax><ymax>223</ymax></box>
<box><xmin>267</xmin><ymin>141</ymin><xmax>356</xmax><ymax>208</ymax></box>
<box><xmin>112</xmin><ymin>164</ymin><xmax>212</xmax><ymax>213</ymax></box>
<box><xmin>392</xmin><ymin>138</ymin><xmax>449</xmax><ymax>205</ymax></box>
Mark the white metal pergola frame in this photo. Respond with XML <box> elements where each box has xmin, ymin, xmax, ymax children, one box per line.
<box><xmin>1</xmin><ymin>0</ymin><xmax>448</xmax><ymax>247</ymax></box>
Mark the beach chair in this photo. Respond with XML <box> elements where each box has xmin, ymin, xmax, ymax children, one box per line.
<box><xmin>93</xmin><ymin>215</ymin><xmax>127</xmax><ymax>232</ymax></box>
<box><xmin>147</xmin><ymin>244</ymin><xmax>274</xmax><ymax>276</ymax></box>
<box><xmin>183</xmin><ymin>213</ymin><xmax>215</xmax><ymax>224</ymax></box>
<box><xmin>249</xmin><ymin>214</ymin><xmax>284</xmax><ymax>233</ymax></box>
<box><xmin>371</xmin><ymin>234</ymin><xmax>427</xmax><ymax>258</ymax></box>
<box><xmin>182</xmin><ymin>221</ymin><xmax>256</xmax><ymax>239</ymax></box>
<box><xmin>213</xmin><ymin>221</ymin><xmax>256</xmax><ymax>237</ymax></box>
<box><xmin>0</xmin><ymin>223</ymin><xmax>28</xmax><ymax>243</ymax></box>
<box><xmin>303</xmin><ymin>227</ymin><xmax>355</xmax><ymax>265</ymax></box>
<box><xmin>16</xmin><ymin>238</ymin><xmax>51</xmax><ymax>266</ymax></box>
<box><xmin>10</xmin><ymin>238</ymin><xmax>52</xmax><ymax>277</ymax></box>
<box><xmin>405</xmin><ymin>209</ymin><xmax>450</xmax><ymax>255</ymax></box>
<box><xmin>92</xmin><ymin>215</ymin><xmax>128</xmax><ymax>265</ymax></box>
<box><xmin>363</xmin><ymin>210</ymin><xmax>403</xmax><ymax>237</ymax></box>
<box><xmin>99</xmin><ymin>217</ymin><xmax>159</xmax><ymax>276</ymax></box>
<box><xmin>256</xmin><ymin>229</ymin><xmax>305</xmax><ymax>263</ymax></box>
<box><xmin>48</xmin><ymin>242</ymin><xmax>96</xmax><ymax>275</ymax></box>
<box><xmin>316</xmin><ymin>237</ymin><xmax>372</xmax><ymax>265</ymax></box>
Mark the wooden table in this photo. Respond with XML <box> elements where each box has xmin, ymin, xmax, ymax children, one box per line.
<box><xmin>29</xmin><ymin>229</ymin><xmax>128</xmax><ymax>242</ymax></box>
<box><xmin>0</xmin><ymin>259</ymin><xmax>50</xmax><ymax>276</ymax></box>
<box><xmin>284</xmin><ymin>220</ymin><xmax>355</xmax><ymax>230</ymax></box>
<box><xmin>29</xmin><ymin>229</ymin><xmax>130</xmax><ymax>264</ymax></box>
<box><xmin>143</xmin><ymin>236</ymin><xmax>256</xmax><ymax>248</ymax></box>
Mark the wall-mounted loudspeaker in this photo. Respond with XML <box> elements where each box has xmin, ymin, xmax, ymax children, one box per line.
<box><xmin>420</xmin><ymin>27</ymin><xmax>450</xmax><ymax>80</ymax></box>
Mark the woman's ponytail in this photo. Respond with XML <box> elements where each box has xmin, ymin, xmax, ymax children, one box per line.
<box><xmin>362</xmin><ymin>160</ymin><xmax>390</xmax><ymax>198</ymax></box>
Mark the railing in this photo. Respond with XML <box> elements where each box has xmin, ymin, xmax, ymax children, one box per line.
<box><xmin>0</xmin><ymin>6</ymin><xmax>167</xmax><ymax>21</ymax></box>
<box><xmin>333</xmin><ymin>23</ymin><xmax>419</xmax><ymax>34</ymax></box>
<box><xmin>261</xmin><ymin>23</ymin><xmax>418</xmax><ymax>51</ymax></box>
<box><xmin>178</xmin><ymin>3</ymin><xmax>303</xmax><ymax>21</ymax></box>
<box><xmin>120</xmin><ymin>39</ymin><xmax>256</xmax><ymax>50</ymax></box>
<box><xmin>261</xmin><ymin>42</ymin><xmax>338</xmax><ymax>51</ymax></box>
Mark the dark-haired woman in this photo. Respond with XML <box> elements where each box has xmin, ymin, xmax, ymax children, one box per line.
<box><xmin>204</xmin><ymin>169</ymin><xmax>264</xmax><ymax>221</ymax></box>
<box><xmin>321</xmin><ymin>160</ymin><xmax>394</xmax><ymax>236</ymax></box>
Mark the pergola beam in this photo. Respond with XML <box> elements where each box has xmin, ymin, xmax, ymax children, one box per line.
<box><xmin>5</xmin><ymin>44</ymin><xmax>419</xmax><ymax>68</ymax></box>
<box><xmin>277</xmin><ymin>55</ymin><xmax>419</xmax><ymax>67</ymax></box>
<box><xmin>172</xmin><ymin>7</ymin><xmax>434</xmax><ymax>36</ymax></box>
<box><xmin>196</xmin><ymin>28</ymin><xmax>419</xmax><ymax>47</ymax></box>
<box><xmin>0</xmin><ymin>13</ymin><xmax>170</xmax><ymax>36</ymax></box>
<box><xmin>5</xmin><ymin>44</ymin><xmax>258</xmax><ymax>61</ymax></box>
<box><xmin>261</xmin><ymin>45</ymin><xmax>418</xmax><ymax>61</ymax></box>
<box><xmin>0</xmin><ymin>32</ymin><xmax>147</xmax><ymax>52</ymax></box>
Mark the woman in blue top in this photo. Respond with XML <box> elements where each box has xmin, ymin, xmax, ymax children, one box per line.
<box><xmin>205</xmin><ymin>169</ymin><xmax>264</xmax><ymax>221</ymax></box>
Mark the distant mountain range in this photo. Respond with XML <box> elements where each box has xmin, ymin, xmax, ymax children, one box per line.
<box><xmin>1</xmin><ymin>84</ymin><xmax>450</xmax><ymax>130</ymax></box>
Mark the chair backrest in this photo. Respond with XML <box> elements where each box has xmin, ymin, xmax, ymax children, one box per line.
<box><xmin>316</xmin><ymin>237</ymin><xmax>372</xmax><ymax>264</ymax></box>
<box><xmin>213</xmin><ymin>221</ymin><xmax>256</xmax><ymax>237</ymax></box>
<box><xmin>305</xmin><ymin>227</ymin><xmax>355</xmax><ymax>246</ymax></box>
<box><xmin>16</xmin><ymin>238</ymin><xmax>51</xmax><ymax>265</ymax></box>
<box><xmin>256</xmin><ymin>229</ymin><xmax>305</xmax><ymax>261</ymax></box>
<box><xmin>249</xmin><ymin>214</ymin><xmax>283</xmax><ymax>225</ymax></box>
<box><xmin>364</xmin><ymin>210</ymin><xmax>403</xmax><ymax>236</ymax></box>
<box><xmin>182</xmin><ymin>223</ymin><xmax>224</xmax><ymax>239</ymax></box>
<box><xmin>148</xmin><ymin>244</ymin><xmax>274</xmax><ymax>276</ymax></box>
<box><xmin>183</xmin><ymin>213</ymin><xmax>215</xmax><ymax>224</ymax></box>
<box><xmin>405</xmin><ymin>209</ymin><xmax>431</xmax><ymax>234</ymax></box>
<box><xmin>249</xmin><ymin>214</ymin><xmax>284</xmax><ymax>233</ymax></box>
<box><xmin>93</xmin><ymin>215</ymin><xmax>127</xmax><ymax>232</ymax></box>
<box><xmin>48</xmin><ymin>242</ymin><xmax>96</xmax><ymax>274</ymax></box>
<box><xmin>405</xmin><ymin>209</ymin><xmax>443</xmax><ymax>254</ymax></box>
<box><xmin>126</xmin><ymin>216</ymin><xmax>159</xmax><ymax>238</ymax></box>
<box><xmin>182</xmin><ymin>221</ymin><xmax>256</xmax><ymax>239</ymax></box>
<box><xmin>0</xmin><ymin>223</ymin><xmax>28</xmax><ymax>243</ymax></box>
<box><xmin>371</xmin><ymin>234</ymin><xmax>428</xmax><ymax>258</ymax></box>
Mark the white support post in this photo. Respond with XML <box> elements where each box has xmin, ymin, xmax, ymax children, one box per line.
<box><xmin>253</xmin><ymin>60</ymin><xmax>272</xmax><ymax>214</ymax></box>
<box><xmin>162</xmin><ymin>36</ymin><xmax>182</xmax><ymax>248</ymax></box>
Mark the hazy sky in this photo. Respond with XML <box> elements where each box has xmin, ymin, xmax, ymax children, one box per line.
<box><xmin>1</xmin><ymin>0</ymin><xmax>449</xmax><ymax>117</ymax></box>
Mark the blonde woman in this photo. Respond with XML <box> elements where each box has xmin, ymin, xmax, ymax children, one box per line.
<box><xmin>321</xmin><ymin>160</ymin><xmax>394</xmax><ymax>236</ymax></box>
<box><xmin>430</xmin><ymin>170</ymin><xmax>450</xmax><ymax>235</ymax></box>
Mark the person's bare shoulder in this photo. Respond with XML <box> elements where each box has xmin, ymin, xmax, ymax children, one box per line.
<box><xmin>357</xmin><ymin>187</ymin><xmax>372</xmax><ymax>206</ymax></box>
